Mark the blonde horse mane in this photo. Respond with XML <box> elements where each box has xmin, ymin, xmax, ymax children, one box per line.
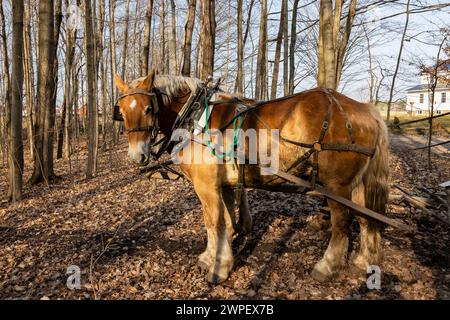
<box><xmin>130</xmin><ymin>75</ymin><xmax>203</xmax><ymax>102</ymax></box>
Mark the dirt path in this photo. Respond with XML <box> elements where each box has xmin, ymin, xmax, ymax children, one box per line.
<box><xmin>390</xmin><ymin>134</ymin><xmax>450</xmax><ymax>156</ymax></box>
<box><xmin>0</xmin><ymin>135</ymin><xmax>449</xmax><ymax>300</ymax></box>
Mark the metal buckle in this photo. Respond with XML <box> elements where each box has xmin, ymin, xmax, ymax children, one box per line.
<box><xmin>313</xmin><ymin>142</ymin><xmax>322</xmax><ymax>152</ymax></box>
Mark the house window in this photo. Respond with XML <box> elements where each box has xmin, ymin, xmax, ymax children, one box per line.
<box><xmin>419</xmin><ymin>94</ymin><xmax>424</xmax><ymax>103</ymax></box>
<box><xmin>417</xmin><ymin>110</ymin><xmax>422</xmax><ymax>114</ymax></box>
<box><xmin>442</xmin><ymin>92</ymin><xmax>446</xmax><ymax>103</ymax></box>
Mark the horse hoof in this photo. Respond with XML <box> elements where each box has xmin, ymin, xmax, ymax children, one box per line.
<box><xmin>311</xmin><ymin>260</ymin><xmax>334</xmax><ymax>282</ymax></box>
<box><xmin>206</xmin><ymin>271</ymin><xmax>228</xmax><ymax>284</ymax></box>
<box><xmin>234</xmin><ymin>225</ymin><xmax>251</xmax><ymax>239</ymax></box>
<box><xmin>349</xmin><ymin>264</ymin><xmax>366</xmax><ymax>277</ymax></box>
<box><xmin>240</xmin><ymin>225</ymin><xmax>252</xmax><ymax>236</ymax></box>
<box><xmin>197</xmin><ymin>259</ymin><xmax>210</xmax><ymax>271</ymax></box>
<box><xmin>198</xmin><ymin>252</ymin><xmax>213</xmax><ymax>271</ymax></box>
<box><xmin>352</xmin><ymin>255</ymin><xmax>370</xmax><ymax>274</ymax></box>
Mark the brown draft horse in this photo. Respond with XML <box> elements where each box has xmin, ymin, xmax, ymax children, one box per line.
<box><xmin>113</xmin><ymin>70</ymin><xmax>389</xmax><ymax>284</ymax></box>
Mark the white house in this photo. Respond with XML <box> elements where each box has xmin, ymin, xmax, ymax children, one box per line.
<box><xmin>406</xmin><ymin>68</ymin><xmax>450</xmax><ymax>115</ymax></box>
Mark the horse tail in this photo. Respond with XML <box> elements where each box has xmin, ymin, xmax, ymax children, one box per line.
<box><xmin>363</xmin><ymin>106</ymin><xmax>389</xmax><ymax>215</ymax></box>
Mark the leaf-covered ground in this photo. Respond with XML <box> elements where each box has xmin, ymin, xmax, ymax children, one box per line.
<box><xmin>0</xmin><ymin>134</ymin><xmax>449</xmax><ymax>300</ymax></box>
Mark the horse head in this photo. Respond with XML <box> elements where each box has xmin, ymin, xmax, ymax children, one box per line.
<box><xmin>113</xmin><ymin>70</ymin><xmax>158</xmax><ymax>165</ymax></box>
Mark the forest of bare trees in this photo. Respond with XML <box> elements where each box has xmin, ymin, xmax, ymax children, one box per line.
<box><xmin>1</xmin><ymin>0</ymin><xmax>450</xmax><ymax>303</ymax></box>
<box><xmin>0</xmin><ymin>0</ymin><xmax>449</xmax><ymax>201</ymax></box>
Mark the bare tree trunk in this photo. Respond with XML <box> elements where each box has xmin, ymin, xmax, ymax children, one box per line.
<box><xmin>30</xmin><ymin>0</ymin><xmax>55</xmax><ymax>184</ymax></box>
<box><xmin>318</xmin><ymin>0</ymin><xmax>336</xmax><ymax>89</ymax></box>
<box><xmin>73</xmin><ymin>64</ymin><xmax>79</xmax><ymax>144</ymax></box>
<box><xmin>49</xmin><ymin>0</ymin><xmax>62</xmax><ymax>171</ymax></box>
<box><xmin>97</xmin><ymin>0</ymin><xmax>107</xmax><ymax>150</ymax></box>
<box><xmin>363</xmin><ymin>26</ymin><xmax>375</xmax><ymax>103</ymax></box>
<box><xmin>85</xmin><ymin>0</ymin><xmax>98</xmax><ymax>178</ymax></box>
<box><xmin>130</xmin><ymin>0</ymin><xmax>140</xmax><ymax>79</ymax></box>
<box><xmin>0</xmin><ymin>1</ymin><xmax>11</xmax><ymax>193</ymax></box>
<box><xmin>0</xmin><ymin>1</ymin><xmax>10</xmax><ymax>117</ymax></box>
<box><xmin>387</xmin><ymin>0</ymin><xmax>410</xmax><ymax>121</ymax></box>
<box><xmin>109</xmin><ymin>0</ymin><xmax>120</xmax><ymax>144</ymax></box>
<box><xmin>141</xmin><ymin>0</ymin><xmax>153</xmax><ymax>76</ymax></box>
<box><xmin>288</xmin><ymin>0</ymin><xmax>299</xmax><ymax>94</ymax></box>
<box><xmin>63</xmin><ymin>28</ymin><xmax>76</xmax><ymax>160</ymax></box>
<box><xmin>332</xmin><ymin>0</ymin><xmax>343</xmax><ymax>52</ymax></box>
<box><xmin>199</xmin><ymin>0</ymin><xmax>216</xmax><ymax>80</ymax></box>
<box><xmin>234</xmin><ymin>0</ymin><xmax>255</xmax><ymax>92</ymax></box>
<box><xmin>235</xmin><ymin>0</ymin><xmax>244</xmax><ymax>93</ymax></box>
<box><xmin>374</xmin><ymin>66</ymin><xmax>385</xmax><ymax>105</ymax></box>
<box><xmin>101</xmin><ymin>53</ymin><xmax>108</xmax><ymax>152</ymax></box>
<box><xmin>335</xmin><ymin>0</ymin><xmax>356</xmax><ymax>87</ymax></box>
<box><xmin>317</xmin><ymin>1</ymin><xmax>325</xmax><ymax>87</ymax></box>
<box><xmin>45</xmin><ymin>0</ymin><xmax>62</xmax><ymax>178</ymax></box>
<box><xmin>159</xmin><ymin>0</ymin><xmax>166</xmax><ymax>74</ymax></box>
<box><xmin>57</xmin><ymin>0</ymin><xmax>76</xmax><ymax>160</ymax></box>
<box><xmin>9</xmin><ymin>0</ymin><xmax>24</xmax><ymax>201</ymax></box>
<box><xmin>282</xmin><ymin>0</ymin><xmax>289</xmax><ymax>96</ymax></box>
<box><xmin>165</xmin><ymin>2</ymin><xmax>170</xmax><ymax>74</ymax></box>
<box><xmin>170</xmin><ymin>0</ymin><xmax>177</xmax><ymax>74</ymax></box>
<box><xmin>121</xmin><ymin>0</ymin><xmax>130</xmax><ymax>79</ymax></box>
<box><xmin>427</xmin><ymin>35</ymin><xmax>447</xmax><ymax>171</ymax></box>
<box><xmin>181</xmin><ymin>0</ymin><xmax>196</xmax><ymax>77</ymax></box>
<box><xmin>255</xmin><ymin>0</ymin><xmax>267</xmax><ymax>100</ymax></box>
<box><xmin>195</xmin><ymin>0</ymin><xmax>203</xmax><ymax>77</ymax></box>
<box><xmin>271</xmin><ymin>0</ymin><xmax>287</xmax><ymax>99</ymax></box>
<box><xmin>24</xmin><ymin>0</ymin><xmax>34</xmax><ymax>159</ymax></box>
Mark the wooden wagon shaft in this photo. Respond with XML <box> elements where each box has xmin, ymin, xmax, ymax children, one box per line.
<box><xmin>253</xmin><ymin>183</ymin><xmax>308</xmax><ymax>194</ymax></box>
<box><xmin>271</xmin><ymin>169</ymin><xmax>414</xmax><ymax>232</ymax></box>
<box><xmin>389</xmin><ymin>111</ymin><xmax>450</xmax><ymax>127</ymax></box>
<box><xmin>412</xmin><ymin>140</ymin><xmax>450</xmax><ymax>150</ymax></box>
<box><xmin>140</xmin><ymin>160</ymin><xmax>412</xmax><ymax>231</ymax></box>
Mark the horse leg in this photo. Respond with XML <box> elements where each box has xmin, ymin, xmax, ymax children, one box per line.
<box><xmin>236</xmin><ymin>190</ymin><xmax>252</xmax><ymax>236</ymax></box>
<box><xmin>312</xmin><ymin>188</ymin><xmax>353</xmax><ymax>282</ymax></box>
<box><xmin>222</xmin><ymin>187</ymin><xmax>238</xmax><ymax>236</ymax></box>
<box><xmin>196</xmin><ymin>186</ymin><xmax>235</xmax><ymax>283</ymax></box>
<box><xmin>222</xmin><ymin>187</ymin><xmax>252</xmax><ymax>237</ymax></box>
<box><xmin>352</xmin><ymin>183</ymin><xmax>382</xmax><ymax>272</ymax></box>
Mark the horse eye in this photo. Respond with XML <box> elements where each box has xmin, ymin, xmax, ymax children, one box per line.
<box><xmin>144</xmin><ymin>105</ymin><xmax>152</xmax><ymax>115</ymax></box>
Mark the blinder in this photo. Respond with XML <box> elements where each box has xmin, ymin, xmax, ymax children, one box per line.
<box><xmin>112</xmin><ymin>88</ymin><xmax>163</xmax><ymax>138</ymax></box>
<box><xmin>113</xmin><ymin>104</ymin><xmax>123</xmax><ymax>121</ymax></box>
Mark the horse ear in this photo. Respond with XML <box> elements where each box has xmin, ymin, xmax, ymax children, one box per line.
<box><xmin>114</xmin><ymin>74</ymin><xmax>129</xmax><ymax>93</ymax></box>
<box><xmin>140</xmin><ymin>70</ymin><xmax>156</xmax><ymax>91</ymax></box>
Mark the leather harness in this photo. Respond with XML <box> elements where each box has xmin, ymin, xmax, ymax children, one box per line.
<box><xmin>113</xmin><ymin>87</ymin><xmax>166</xmax><ymax>140</ymax></box>
<box><xmin>113</xmin><ymin>84</ymin><xmax>376</xmax><ymax>191</ymax></box>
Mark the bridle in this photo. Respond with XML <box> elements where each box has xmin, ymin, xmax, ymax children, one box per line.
<box><xmin>113</xmin><ymin>87</ymin><xmax>166</xmax><ymax>140</ymax></box>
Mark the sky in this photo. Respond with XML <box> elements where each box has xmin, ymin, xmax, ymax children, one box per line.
<box><xmin>2</xmin><ymin>0</ymin><xmax>448</xmax><ymax>106</ymax></box>
<box><xmin>254</xmin><ymin>0</ymin><xmax>450</xmax><ymax>101</ymax></box>
<box><xmin>344</xmin><ymin>0</ymin><xmax>450</xmax><ymax>101</ymax></box>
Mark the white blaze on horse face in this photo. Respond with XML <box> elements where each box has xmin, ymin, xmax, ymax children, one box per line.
<box><xmin>130</xmin><ymin>99</ymin><xmax>137</xmax><ymax>109</ymax></box>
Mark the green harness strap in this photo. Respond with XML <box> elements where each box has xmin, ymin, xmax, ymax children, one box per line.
<box><xmin>204</xmin><ymin>97</ymin><xmax>245</xmax><ymax>165</ymax></box>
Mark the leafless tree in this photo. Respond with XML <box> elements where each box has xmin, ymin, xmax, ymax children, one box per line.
<box><xmin>85</xmin><ymin>0</ymin><xmax>98</xmax><ymax>178</ymax></box>
<box><xmin>9</xmin><ymin>0</ymin><xmax>24</xmax><ymax>201</ymax></box>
